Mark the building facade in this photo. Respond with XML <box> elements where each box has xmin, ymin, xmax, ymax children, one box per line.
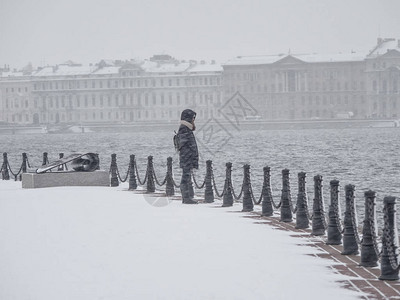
<box><xmin>1</xmin><ymin>39</ymin><xmax>400</xmax><ymax>125</ymax></box>
<box><xmin>222</xmin><ymin>38</ymin><xmax>400</xmax><ymax>120</ymax></box>
<box><xmin>0</xmin><ymin>55</ymin><xmax>223</xmax><ymax>125</ymax></box>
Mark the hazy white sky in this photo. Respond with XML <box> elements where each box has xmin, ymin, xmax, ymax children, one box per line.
<box><xmin>1</xmin><ymin>0</ymin><xmax>399</xmax><ymax>69</ymax></box>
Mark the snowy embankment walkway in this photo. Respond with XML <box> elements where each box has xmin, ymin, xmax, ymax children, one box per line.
<box><xmin>0</xmin><ymin>181</ymin><xmax>363</xmax><ymax>300</ymax></box>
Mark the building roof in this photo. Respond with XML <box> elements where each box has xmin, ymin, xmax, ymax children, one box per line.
<box><xmin>223</xmin><ymin>52</ymin><xmax>368</xmax><ymax>66</ymax></box>
<box><xmin>33</xmin><ymin>65</ymin><xmax>96</xmax><ymax>77</ymax></box>
<box><xmin>367</xmin><ymin>38</ymin><xmax>400</xmax><ymax>58</ymax></box>
<box><xmin>0</xmin><ymin>71</ymin><xmax>25</xmax><ymax>78</ymax></box>
<box><xmin>187</xmin><ymin>63</ymin><xmax>223</xmax><ymax>73</ymax></box>
<box><xmin>140</xmin><ymin>60</ymin><xmax>191</xmax><ymax>73</ymax></box>
<box><xmin>223</xmin><ymin>54</ymin><xmax>286</xmax><ymax>66</ymax></box>
<box><xmin>296</xmin><ymin>52</ymin><xmax>367</xmax><ymax>63</ymax></box>
<box><xmin>92</xmin><ymin>66</ymin><xmax>120</xmax><ymax>75</ymax></box>
<box><xmin>18</xmin><ymin>59</ymin><xmax>222</xmax><ymax>78</ymax></box>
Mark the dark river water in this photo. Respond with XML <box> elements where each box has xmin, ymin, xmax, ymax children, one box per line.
<box><xmin>2</xmin><ymin>125</ymin><xmax>400</xmax><ymax>229</ymax></box>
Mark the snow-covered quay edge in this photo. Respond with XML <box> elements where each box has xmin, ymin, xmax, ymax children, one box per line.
<box><xmin>0</xmin><ymin>180</ymin><xmax>375</xmax><ymax>300</ymax></box>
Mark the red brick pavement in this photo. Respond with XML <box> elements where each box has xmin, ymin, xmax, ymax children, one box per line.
<box><xmin>244</xmin><ymin>212</ymin><xmax>400</xmax><ymax>300</ymax></box>
<box><xmin>141</xmin><ymin>193</ymin><xmax>400</xmax><ymax>299</ymax></box>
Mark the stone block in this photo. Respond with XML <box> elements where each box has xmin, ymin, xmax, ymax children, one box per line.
<box><xmin>22</xmin><ymin>171</ymin><xmax>110</xmax><ymax>189</ymax></box>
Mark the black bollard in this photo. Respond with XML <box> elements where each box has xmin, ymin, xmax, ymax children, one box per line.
<box><xmin>165</xmin><ymin>157</ymin><xmax>175</xmax><ymax>196</ymax></box>
<box><xmin>379</xmin><ymin>196</ymin><xmax>399</xmax><ymax>281</ymax></box>
<box><xmin>222</xmin><ymin>162</ymin><xmax>234</xmax><ymax>207</ymax></box>
<box><xmin>19</xmin><ymin>153</ymin><xmax>28</xmax><ymax>181</ymax></box>
<box><xmin>58</xmin><ymin>153</ymin><xmax>64</xmax><ymax>171</ymax></box>
<box><xmin>110</xmin><ymin>153</ymin><xmax>119</xmax><ymax>187</ymax></box>
<box><xmin>360</xmin><ymin>190</ymin><xmax>379</xmax><ymax>267</ymax></box>
<box><xmin>96</xmin><ymin>153</ymin><xmax>101</xmax><ymax>170</ymax></box>
<box><xmin>2</xmin><ymin>152</ymin><xmax>10</xmax><ymax>180</ymax></box>
<box><xmin>326</xmin><ymin>180</ymin><xmax>342</xmax><ymax>245</ymax></box>
<box><xmin>42</xmin><ymin>152</ymin><xmax>48</xmax><ymax>166</ymax></box>
<box><xmin>280</xmin><ymin>169</ymin><xmax>293</xmax><ymax>222</ymax></box>
<box><xmin>261</xmin><ymin>166</ymin><xmax>274</xmax><ymax>217</ymax></box>
<box><xmin>341</xmin><ymin>184</ymin><xmax>359</xmax><ymax>255</ymax></box>
<box><xmin>146</xmin><ymin>156</ymin><xmax>155</xmax><ymax>193</ymax></box>
<box><xmin>311</xmin><ymin>175</ymin><xmax>326</xmax><ymax>236</ymax></box>
<box><xmin>204</xmin><ymin>160</ymin><xmax>214</xmax><ymax>203</ymax></box>
<box><xmin>296</xmin><ymin>172</ymin><xmax>310</xmax><ymax>229</ymax></box>
<box><xmin>128</xmin><ymin>155</ymin><xmax>137</xmax><ymax>190</ymax></box>
<box><xmin>242</xmin><ymin>164</ymin><xmax>254</xmax><ymax>212</ymax></box>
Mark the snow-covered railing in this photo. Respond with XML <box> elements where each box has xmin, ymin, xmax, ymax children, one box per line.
<box><xmin>1</xmin><ymin>152</ymin><xmax>400</xmax><ymax>281</ymax></box>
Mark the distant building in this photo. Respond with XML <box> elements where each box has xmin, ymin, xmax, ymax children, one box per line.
<box><xmin>1</xmin><ymin>39</ymin><xmax>400</xmax><ymax>125</ymax></box>
<box><xmin>365</xmin><ymin>38</ymin><xmax>400</xmax><ymax>118</ymax></box>
<box><xmin>222</xmin><ymin>38</ymin><xmax>400</xmax><ymax>120</ymax></box>
<box><xmin>0</xmin><ymin>56</ymin><xmax>223</xmax><ymax>125</ymax></box>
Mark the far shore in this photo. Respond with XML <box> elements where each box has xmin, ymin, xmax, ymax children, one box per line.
<box><xmin>0</xmin><ymin>118</ymin><xmax>399</xmax><ymax>134</ymax></box>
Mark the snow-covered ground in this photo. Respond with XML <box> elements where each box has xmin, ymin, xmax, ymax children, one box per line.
<box><xmin>0</xmin><ymin>181</ymin><xmax>363</xmax><ymax>300</ymax></box>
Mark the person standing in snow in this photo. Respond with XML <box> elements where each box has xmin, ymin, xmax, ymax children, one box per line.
<box><xmin>177</xmin><ymin>109</ymin><xmax>199</xmax><ymax>204</ymax></box>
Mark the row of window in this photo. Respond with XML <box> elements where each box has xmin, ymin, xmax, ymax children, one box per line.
<box><xmin>372</xmin><ymin>79</ymin><xmax>399</xmax><ymax>93</ymax></box>
<box><xmin>224</xmin><ymin>68</ymin><xmax>365</xmax><ymax>82</ymax></box>
<box><xmin>4</xmin><ymin>86</ymin><xmax>29</xmax><ymax>93</ymax></box>
<box><xmin>6</xmin><ymin>107</ymin><xmax>219</xmax><ymax>123</ymax></box>
<box><xmin>3</xmin><ymin>92</ymin><xmax>222</xmax><ymax>110</ymax></box>
<box><xmin>226</xmin><ymin>80</ymin><xmax>367</xmax><ymax>94</ymax></box>
<box><xmin>32</xmin><ymin>76</ymin><xmax>221</xmax><ymax>91</ymax></box>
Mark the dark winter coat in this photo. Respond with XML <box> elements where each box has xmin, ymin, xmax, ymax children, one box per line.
<box><xmin>178</xmin><ymin>109</ymin><xmax>199</xmax><ymax>169</ymax></box>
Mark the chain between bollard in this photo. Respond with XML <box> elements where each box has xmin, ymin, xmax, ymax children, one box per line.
<box><xmin>249</xmin><ymin>184</ymin><xmax>263</xmax><ymax>205</ymax></box>
<box><xmin>172</xmin><ymin>176</ymin><xmax>181</xmax><ymax>188</ymax></box>
<box><xmin>271</xmin><ymin>198</ymin><xmax>282</xmax><ymax>209</ymax></box>
<box><xmin>154</xmin><ymin>170</ymin><xmax>167</xmax><ymax>186</ymax></box>
<box><xmin>7</xmin><ymin>161</ymin><xmax>23</xmax><ymax>180</ymax></box>
<box><xmin>192</xmin><ymin>171</ymin><xmax>206</xmax><ymax>189</ymax></box>
<box><xmin>212</xmin><ymin>172</ymin><xmax>225</xmax><ymax>198</ymax></box>
<box><xmin>134</xmin><ymin>161</ymin><xmax>148</xmax><ymax>185</ymax></box>
<box><xmin>26</xmin><ymin>156</ymin><xmax>32</xmax><ymax>169</ymax></box>
<box><xmin>230</xmin><ymin>176</ymin><xmax>244</xmax><ymax>200</ymax></box>
<box><xmin>116</xmin><ymin>165</ymin><xmax>131</xmax><ymax>183</ymax></box>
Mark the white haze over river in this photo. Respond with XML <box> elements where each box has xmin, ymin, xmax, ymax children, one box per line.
<box><xmin>2</xmin><ymin>126</ymin><xmax>400</xmax><ymax>227</ymax></box>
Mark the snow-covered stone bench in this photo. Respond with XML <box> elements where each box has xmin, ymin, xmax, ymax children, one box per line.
<box><xmin>22</xmin><ymin>171</ymin><xmax>109</xmax><ymax>189</ymax></box>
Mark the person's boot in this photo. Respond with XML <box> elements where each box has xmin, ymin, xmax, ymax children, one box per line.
<box><xmin>184</xmin><ymin>198</ymin><xmax>198</xmax><ymax>204</ymax></box>
<box><xmin>180</xmin><ymin>185</ymin><xmax>190</xmax><ymax>204</ymax></box>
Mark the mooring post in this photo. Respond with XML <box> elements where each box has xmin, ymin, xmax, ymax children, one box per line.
<box><xmin>128</xmin><ymin>154</ymin><xmax>137</xmax><ymax>190</ymax></box>
<box><xmin>311</xmin><ymin>175</ymin><xmax>326</xmax><ymax>235</ymax></box>
<box><xmin>2</xmin><ymin>152</ymin><xmax>10</xmax><ymax>180</ymax></box>
<box><xmin>326</xmin><ymin>180</ymin><xmax>342</xmax><ymax>245</ymax></box>
<box><xmin>165</xmin><ymin>157</ymin><xmax>175</xmax><ymax>196</ymax></box>
<box><xmin>96</xmin><ymin>153</ymin><xmax>100</xmax><ymax>170</ymax></box>
<box><xmin>341</xmin><ymin>184</ymin><xmax>359</xmax><ymax>255</ymax></box>
<box><xmin>222</xmin><ymin>162</ymin><xmax>233</xmax><ymax>207</ymax></box>
<box><xmin>42</xmin><ymin>152</ymin><xmax>48</xmax><ymax>166</ymax></box>
<box><xmin>19</xmin><ymin>152</ymin><xmax>28</xmax><ymax>181</ymax></box>
<box><xmin>204</xmin><ymin>160</ymin><xmax>214</xmax><ymax>203</ymax></box>
<box><xmin>58</xmin><ymin>153</ymin><xmax>64</xmax><ymax>171</ymax></box>
<box><xmin>280</xmin><ymin>169</ymin><xmax>293</xmax><ymax>222</ymax></box>
<box><xmin>110</xmin><ymin>153</ymin><xmax>119</xmax><ymax>187</ymax></box>
<box><xmin>379</xmin><ymin>196</ymin><xmax>399</xmax><ymax>281</ymax></box>
<box><xmin>146</xmin><ymin>156</ymin><xmax>155</xmax><ymax>193</ymax></box>
<box><xmin>261</xmin><ymin>166</ymin><xmax>274</xmax><ymax>217</ymax></box>
<box><xmin>296</xmin><ymin>172</ymin><xmax>309</xmax><ymax>229</ymax></box>
<box><xmin>360</xmin><ymin>190</ymin><xmax>379</xmax><ymax>267</ymax></box>
<box><xmin>242</xmin><ymin>164</ymin><xmax>254</xmax><ymax>212</ymax></box>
